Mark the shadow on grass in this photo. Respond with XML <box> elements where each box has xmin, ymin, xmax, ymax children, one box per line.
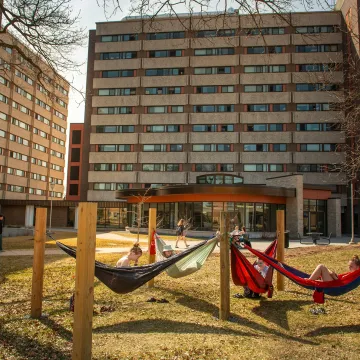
<box><xmin>157</xmin><ymin>286</ymin><xmax>316</xmax><ymax>345</ymax></box>
<box><xmin>94</xmin><ymin>318</ymin><xmax>254</xmax><ymax>337</ymax></box>
<box><xmin>0</xmin><ymin>323</ymin><xmax>71</xmax><ymax>360</ymax></box>
<box><xmin>286</xmin><ymin>290</ymin><xmax>356</xmax><ymax>304</ymax></box>
<box><xmin>251</xmin><ymin>299</ymin><xmax>312</xmax><ymax>330</ymax></box>
<box><xmin>305</xmin><ymin>324</ymin><xmax>360</xmax><ymax>337</ymax></box>
<box><xmin>39</xmin><ymin>316</ymin><xmax>73</xmax><ymax>342</ymax></box>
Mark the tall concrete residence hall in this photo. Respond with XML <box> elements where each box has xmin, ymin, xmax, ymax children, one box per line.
<box><xmin>0</xmin><ymin>32</ymin><xmax>69</xmax><ymax>226</ymax></box>
<box><xmin>70</xmin><ymin>8</ymin><xmax>354</xmax><ymax>237</ymax></box>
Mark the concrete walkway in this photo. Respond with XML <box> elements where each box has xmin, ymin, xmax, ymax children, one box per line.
<box><xmin>0</xmin><ymin>237</ymin><xmax>355</xmax><ymax>257</ymax></box>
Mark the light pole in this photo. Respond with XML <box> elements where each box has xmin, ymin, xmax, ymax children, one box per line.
<box><xmin>349</xmin><ymin>181</ymin><xmax>356</xmax><ymax>244</ymax></box>
<box><xmin>49</xmin><ymin>181</ymin><xmax>55</xmax><ymax>234</ymax></box>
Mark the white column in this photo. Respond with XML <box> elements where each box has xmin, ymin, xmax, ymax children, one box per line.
<box><xmin>25</xmin><ymin>205</ymin><xmax>35</xmax><ymax>228</ymax></box>
<box><xmin>74</xmin><ymin>206</ymin><xmax>79</xmax><ymax>230</ymax></box>
<box><xmin>327</xmin><ymin>198</ymin><xmax>342</xmax><ymax>237</ymax></box>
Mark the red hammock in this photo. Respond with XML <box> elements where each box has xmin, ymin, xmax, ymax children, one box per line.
<box><xmin>231</xmin><ymin>240</ymin><xmax>277</xmax><ymax>297</ymax></box>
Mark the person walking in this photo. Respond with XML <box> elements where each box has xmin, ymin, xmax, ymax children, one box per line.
<box><xmin>0</xmin><ymin>214</ymin><xmax>4</xmax><ymax>251</ymax></box>
<box><xmin>175</xmin><ymin>219</ymin><xmax>189</xmax><ymax>248</ymax></box>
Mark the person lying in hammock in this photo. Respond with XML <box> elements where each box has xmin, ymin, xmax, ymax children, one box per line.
<box><xmin>162</xmin><ymin>244</ymin><xmax>177</xmax><ymax>258</ymax></box>
<box><xmin>309</xmin><ymin>255</ymin><xmax>360</xmax><ymax>281</ymax></box>
<box><xmin>116</xmin><ymin>243</ymin><xmax>143</xmax><ymax>267</ymax></box>
<box><xmin>254</xmin><ymin>258</ymin><xmax>269</xmax><ymax>278</ymax></box>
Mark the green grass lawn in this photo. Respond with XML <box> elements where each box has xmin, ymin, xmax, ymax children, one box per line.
<box><xmin>0</xmin><ymin>244</ymin><xmax>359</xmax><ymax>359</ymax></box>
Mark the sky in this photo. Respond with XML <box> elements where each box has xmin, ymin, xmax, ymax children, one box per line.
<box><xmin>65</xmin><ymin>0</ymin><xmax>334</xmax><ymax>127</ymax></box>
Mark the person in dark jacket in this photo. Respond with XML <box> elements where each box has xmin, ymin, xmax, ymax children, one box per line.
<box><xmin>0</xmin><ymin>214</ymin><xmax>5</xmax><ymax>251</ymax></box>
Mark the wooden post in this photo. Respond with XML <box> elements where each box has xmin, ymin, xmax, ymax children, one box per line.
<box><xmin>72</xmin><ymin>202</ymin><xmax>97</xmax><ymax>360</ymax></box>
<box><xmin>276</xmin><ymin>210</ymin><xmax>285</xmax><ymax>291</ymax></box>
<box><xmin>31</xmin><ymin>207</ymin><xmax>47</xmax><ymax>318</ymax></box>
<box><xmin>147</xmin><ymin>208</ymin><xmax>157</xmax><ymax>288</ymax></box>
<box><xmin>219</xmin><ymin>211</ymin><xmax>230</xmax><ymax>320</ymax></box>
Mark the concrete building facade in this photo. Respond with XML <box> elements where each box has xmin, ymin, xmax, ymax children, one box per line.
<box><xmin>76</xmin><ymin>10</ymin><xmax>347</xmax><ymax>235</ymax></box>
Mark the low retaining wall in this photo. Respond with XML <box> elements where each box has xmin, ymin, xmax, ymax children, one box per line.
<box><xmin>3</xmin><ymin>227</ymin><xmax>33</xmax><ymax>237</ymax></box>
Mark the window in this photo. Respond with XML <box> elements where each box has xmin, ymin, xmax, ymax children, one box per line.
<box><xmin>149</xmin><ymin>50</ymin><xmax>182</xmax><ymax>58</ymax></box>
<box><xmin>10</xmin><ymin>151</ymin><xmax>28</xmax><ymax>161</ymax></box>
<box><xmin>146</xmin><ymin>125</ymin><xmax>180</xmax><ymax>133</ymax></box>
<box><xmin>196</xmin><ymin>29</ymin><xmax>235</xmax><ymax>38</ymax></box>
<box><xmin>7</xmin><ymin>167</ymin><xmax>26</xmax><ymax>177</ymax></box>
<box><xmin>7</xmin><ymin>185</ymin><xmax>25</xmax><ymax>193</ymax></box>
<box><xmin>51</xmin><ymin>163</ymin><xmax>63</xmax><ymax>171</ymax></box>
<box><xmin>0</xmin><ymin>93</ymin><xmax>8</xmax><ymax>104</ymax></box>
<box><xmin>96</xmin><ymin>125</ymin><xmax>134</xmax><ymax>133</ymax></box>
<box><xmin>49</xmin><ymin>191</ymin><xmax>63</xmax><ymax>198</ymax></box>
<box><xmin>297</xmin><ymin>164</ymin><xmax>332</xmax><ymax>172</ymax></box>
<box><xmin>145</xmin><ymin>87</ymin><xmax>181</xmax><ymax>95</ymax></box>
<box><xmin>55</xmin><ymin>97</ymin><xmax>67</xmax><ymax>108</ymax></box>
<box><xmin>220</xmin><ymin>164</ymin><xmax>234</xmax><ymax>171</ymax></box>
<box><xmin>33</xmin><ymin>143</ymin><xmax>47</xmax><ymax>152</ymax></box>
<box><xmin>30</xmin><ymin>173</ymin><xmax>46</xmax><ymax>181</ymax></box>
<box><xmin>0</xmin><ymin>129</ymin><xmax>5</xmax><ymax>138</ymax></box>
<box><xmin>49</xmin><ymin>177</ymin><xmax>63</xmax><ymax>185</ymax></box>
<box><xmin>247</xmin><ymin>104</ymin><xmax>268</xmax><ymax>112</ymax></box>
<box><xmin>70</xmin><ymin>166</ymin><xmax>79</xmax><ymax>180</ymax></box>
<box><xmin>97</xmin><ymin>107</ymin><xmax>133</xmax><ymax>114</ymax></box>
<box><xmin>32</xmin><ymin>157</ymin><xmax>47</xmax><ymax>167</ymax></box>
<box><xmin>247</xmin><ymin>46</ymin><xmax>283</xmax><ymax>54</ymax></box>
<box><xmin>244</xmin><ymin>65</ymin><xmax>286</xmax><ymax>73</ymax></box>
<box><xmin>296</xmin><ymin>123</ymin><xmax>338</xmax><ymax>131</ymax></box>
<box><xmin>101</xmin><ymin>34</ymin><xmax>138</xmax><ymax>42</ymax></box>
<box><xmin>247</xmin><ymin>124</ymin><xmax>283</xmax><ymax>132</ymax></box>
<box><xmin>296</xmin><ymin>103</ymin><xmax>331</xmax><ymax>111</ymax></box>
<box><xmin>100</xmin><ymin>52</ymin><xmax>137</xmax><ymax>60</ymax></box>
<box><xmin>99</xmin><ymin>88</ymin><xmax>136</xmax><ymax>96</ymax></box>
<box><xmin>54</xmin><ymin>110</ymin><xmax>66</xmax><ymax>120</ymax></box>
<box><xmin>245</xmin><ymin>27</ymin><xmax>285</xmax><ymax>35</ymax></box>
<box><xmin>243</xmin><ymin>164</ymin><xmax>284</xmax><ymax>172</ymax></box>
<box><xmin>298</xmin><ymin>64</ymin><xmax>337</xmax><ymax>72</ymax></box>
<box><xmin>15</xmin><ymin>69</ymin><xmax>33</xmax><ymax>85</ymax></box>
<box><xmin>69</xmin><ymin>184</ymin><xmax>79</xmax><ymax>196</ymax></box>
<box><xmin>33</xmin><ymin>128</ymin><xmax>48</xmax><ymax>138</ymax></box>
<box><xmin>296</xmin><ymin>26</ymin><xmax>337</xmax><ymax>34</ymax></box>
<box><xmin>37</xmin><ymin>83</ymin><xmax>49</xmax><ymax>95</ymax></box>
<box><xmin>273</xmin><ymin>104</ymin><xmax>287</xmax><ymax>111</ymax></box>
<box><xmin>244</xmin><ymin>144</ymin><xmax>269</xmax><ymax>152</ymax></box>
<box><xmin>300</xmin><ymin>144</ymin><xmax>337</xmax><ymax>152</ymax></box>
<box><xmin>143</xmin><ymin>144</ymin><xmax>166</xmax><ymax>152</ymax></box>
<box><xmin>52</xmin><ymin>123</ymin><xmax>66</xmax><ymax>133</ymax></box>
<box><xmin>0</xmin><ymin>112</ymin><xmax>6</xmax><ymax>121</ymax></box>
<box><xmin>35</xmin><ymin>113</ymin><xmax>50</xmax><ymax>125</ymax></box>
<box><xmin>93</xmin><ymin>183</ymin><xmax>129</xmax><ymax>190</ymax></box>
<box><xmin>194</xmin><ymin>105</ymin><xmax>234</xmax><ymax>113</ymax></box>
<box><xmin>244</xmin><ymin>84</ymin><xmax>283</xmax><ymax>92</ymax></box>
<box><xmin>54</xmin><ymin>83</ymin><xmax>68</xmax><ymax>95</ymax></box>
<box><xmin>196</xmin><ymin>86</ymin><xmax>216</xmax><ymax>94</ymax></box>
<box><xmin>94</xmin><ymin>163</ymin><xmax>117</xmax><ymax>171</ymax></box>
<box><xmin>11</xmin><ymin>118</ymin><xmax>30</xmax><ymax>131</ymax></box>
<box><xmin>192</xmin><ymin>144</ymin><xmax>231</xmax><ymax>152</ymax></box>
<box><xmin>296</xmin><ymin>83</ymin><xmax>340</xmax><ymax>91</ymax></box>
<box><xmin>296</xmin><ymin>44</ymin><xmax>339</xmax><ymax>53</ymax></box>
<box><xmin>195</xmin><ymin>164</ymin><xmax>217</xmax><ymax>172</ymax></box>
<box><xmin>170</xmin><ymin>144</ymin><xmax>183</xmax><ymax>152</ymax></box>
<box><xmin>35</xmin><ymin>98</ymin><xmax>51</xmax><ymax>111</ymax></box>
<box><xmin>194</xmin><ymin>48</ymin><xmax>235</xmax><ymax>56</ymax></box>
<box><xmin>10</xmin><ymin>134</ymin><xmax>29</xmax><ymax>146</ymax></box>
<box><xmin>146</xmin><ymin>32</ymin><xmax>185</xmax><ymax>40</ymax></box>
<box><xmin>221</xmin><ymin>86</ymin><xmax>234</xmax><ymax>93</ymax></box>
<box><xmin>14</xmin><ymin>85</ymin><xmax>32</xmax><ymax>100</ymax></box>
<box><xmin>194</xmin><ymin>67</ymin><xmax>231</xmax><ymax>75</ymax></box>
<box><xmin>0</xmin><ymin>75</ymin><xmax>9</xmax><ymax>87</ymax></box>
<box><xmin>142</xmin><ymin>164</ymin><xmax>180</xmax><ymax>171</ymax></box>
<box><xmin>196</xmin><ymin>174</ymin><xmax>243</xmax><ymax>184</ymax></box>
<box><xmin>171</xmin><ymin>106</ymin><xmax>183</xmax><ymax>113</ymax></box>
<box><xmin>273</xmin><ymin>144</ymin><xmax>287</xmax><ymax>151</ymax></box>
<box><xmin>70</xmin><ymin>148</ymin><xmax>80</xmax><ymax>162</ymax></box>
<box><xmin>71</xmin><ymin>130</ymin><xmax>81</xmax><ymax>144</ymax></box>
<box><xmin>102</xmin><ymin>70</ymin><xmax>134</xmax><ymax>78</ymax></box>
<box><xmin>0</xmin><ymin>58</ymin><xmax>10</xmax><ymax>70</ymax></box>
<box><xmin>98</xmin><ymin>144</ymin><xmax>131</xmax><ymax>152</ymax></box>
<box><xmin>122</xmin><ymin>164</ymin><xmax>133</xmax><ymax>171</ymax></box>
<box><xmin>145</xmin><ymin>68</ymin><xmax>184</xmax><ymax>76</ymax></box>
<box><xmin>52</xmin><ymin>136</ymin><xmax>65</xmax><ymax>146</ymax></box>
<box><xmin>147</xmin><ymin>106</ymin><xmax>166</xmax><ymax>114</ymax></box>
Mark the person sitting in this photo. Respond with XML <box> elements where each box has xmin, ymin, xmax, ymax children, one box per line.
<box><xmin>254</xmin><ymin>258</ymin><xmax>269</xmax><ymax>278</ymax></box>
<box><xmin>116</xmin><ymin>243</ymin><xmax>143</xmax><ymax>267</ymax></box>
<box><xmin>162</xmin><ymin>244</ymin><xmax>175</xmax><ymax>259</ymax></box>
<box><xmin>309</xmin><ymin>255</ymin><xmax>360</xmax><ymax>281</ymax></box>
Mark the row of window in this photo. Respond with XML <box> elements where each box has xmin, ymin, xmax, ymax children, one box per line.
<box><xmin>100</xmin><ymin>63</ymin><xmax>341</xmax><ymax>78</ymax></box>
<box><xmin>99</xmin><ymin>26</ymin><xmax>338</xmax><ymax>43</ymax></box>
<box><xmin>96</xmin><ymin>103</ymin><xmax>334</xmax><ymax>114</ymax></box>
<box><xmin>4</xmin><ymin>167</ymin><xmax>63</xmax><ymax>184</ymax></box>
<box><xmin>96</xmin><ymin>83</ymin><xmax>340</xmax><ymax>97</ymax></box>
<box><xmin>6</xmin><ymin>184</ymin><xmax>62</xmax><ymax>197</ymax></box>
<box><xmin>95</xmin><ymin>143</ymin><xmax>339</xmax><ymax>152</ymax></box>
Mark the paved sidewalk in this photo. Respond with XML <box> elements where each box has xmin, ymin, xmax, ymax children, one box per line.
<box><xmin>0</xmin><ymin>238</ymin><xmax>354</xmax><ymax>257</ymax></box>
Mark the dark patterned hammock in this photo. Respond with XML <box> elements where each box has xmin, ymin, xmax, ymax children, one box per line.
<box><xmin>231</xmin><ymin>240</ymin><xmax>277</xmax><ymax>297</ymax></box>
<box><xmin>57</xmin><ymin>240</ymin><xmax>206</xmax><ymax>294</ymax></box>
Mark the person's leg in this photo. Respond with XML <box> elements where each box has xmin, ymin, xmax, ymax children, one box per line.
<box><xmin>309</xmin><ymin>264</ymin><xmax>334</xmax><ymax>281</ymax></box>
<box><xmin>183</xmin><ymin>234</ymin><xmax>189</xmax><ymax>247</ymax></box>
<box><xmin>175</xmin><ymin>235</ymin><xmax>179</xmax><ymax>247</ymax></box>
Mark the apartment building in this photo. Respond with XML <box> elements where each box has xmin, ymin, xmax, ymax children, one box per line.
<box><xmin>0</xmin><ymin>32</ymin><xmax>69</xmax><ymax>225</ymax></box>
<box><xmin>77</xmin><ymin>9</ymin><xmax>351</xmax><ymax>235</ymax></box>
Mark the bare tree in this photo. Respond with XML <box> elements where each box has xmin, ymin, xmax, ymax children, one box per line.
<box><xmin>0</xmin><ymin>0</ymin><xmax>87</xmax><ymax>92</ymax></box>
